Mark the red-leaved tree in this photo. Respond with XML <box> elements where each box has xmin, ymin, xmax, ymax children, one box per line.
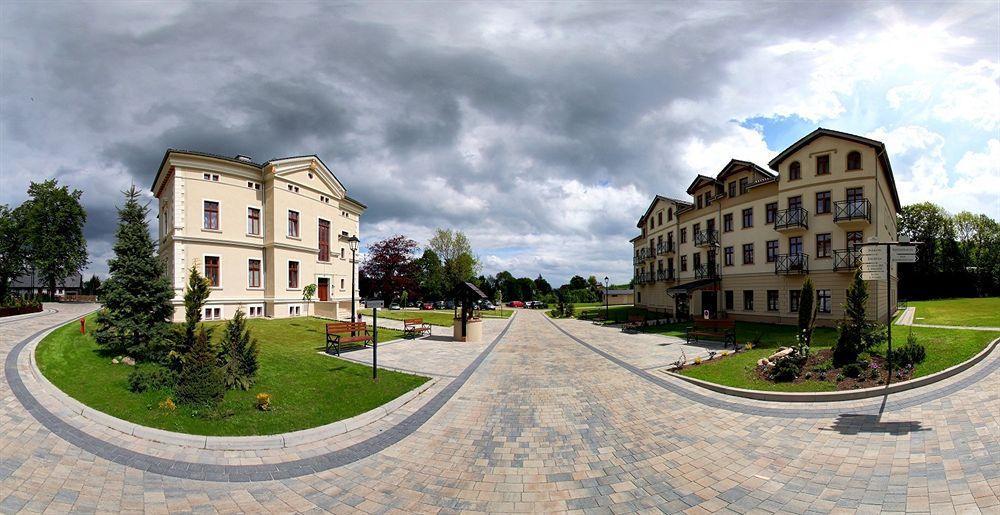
<box><xmin>359</xmin><ymin>235</ymin><xmax>418</xmax><ymax>303</ymax></box>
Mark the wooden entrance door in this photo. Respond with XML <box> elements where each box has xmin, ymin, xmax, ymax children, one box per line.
<box><xmin>318</xmin><ymin>278</ymin><xmax>329</xmax><ymax>301</ymax></box>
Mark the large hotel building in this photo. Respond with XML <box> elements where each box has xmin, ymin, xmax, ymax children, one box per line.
<box><xmin>631</xmin><ymin>128</ymin><xmax>901</xmax><ymax>326</ymax></box>
<box><xmin>152</xmin><ymin>150</ymin><xmax>364</xmax><ymax>322</ymax></box>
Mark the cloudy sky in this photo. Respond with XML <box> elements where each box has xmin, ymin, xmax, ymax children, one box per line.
<box><xmin>2</xmin><ymin>1</ymin><xmax>997</xmax><ymax>285</ymax></box>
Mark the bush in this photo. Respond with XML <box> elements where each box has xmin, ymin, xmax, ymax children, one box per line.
<box><xmin>217</xmin><ymin>309</ymin><xmax>260</xmax><ymax>390</ymax></box>
<box><xmin>887</xmin><ymin>333</ymin><xmax>926</xmax><ymax>367</ymax></box>
<box><xmin>812</xmin><ymin>360</ymin><xmax>834</xmax><ymax>373</ymax></box>
<box><xmin>770</xmin><ymin>356</ymin><xmax>803</xmax><ymax>382</ymax></box>
<box><xmin>127</xmin><ymin>365</ymin><xmax>177</xmax><ymax>393</ymax></box>
<box><xmin>842</xmin><ymin>363</ymin><xmax>863</xmax><ymax>378</ymax></box>
<box><xmin>176</xmin><ymin>328</ymin><xmax>225</xmax><ymax>407</ymax></box>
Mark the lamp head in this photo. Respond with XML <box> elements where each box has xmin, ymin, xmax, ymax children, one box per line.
<box><xmin>348</xmin><ymin>236</ymin><xmax>360</xmax><ymax>252</ymax></box>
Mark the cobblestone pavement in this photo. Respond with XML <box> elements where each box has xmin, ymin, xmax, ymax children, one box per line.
<box><xmin>2</xmin><ymin>305</ymin><xmax>999</xmax><ymax>513</ymax></box>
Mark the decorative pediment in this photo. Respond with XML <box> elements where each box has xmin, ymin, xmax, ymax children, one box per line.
<box><xmin>267</xmin><ymin>156</ymin><xmax>346</xmax><ymax>199</ymax></box>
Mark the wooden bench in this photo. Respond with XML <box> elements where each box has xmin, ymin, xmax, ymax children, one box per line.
<box><xmin>685</xmin><ymin>319</ymin><xmax>736</xmax><ymax>348</ymax></box>
<box><xmin>325</xmin><ymin>322</ymin><xmax>372</xmax><ymax>355</ymax></box>
<box><xmin>403</xmin><ymin>318</ymin><xmax>431</xmax><ymax>338</ymax></box>
<box><xmin>622</xmin><ymin>314</ymin><xmax>646</xmax><ymax>333</ymax></box>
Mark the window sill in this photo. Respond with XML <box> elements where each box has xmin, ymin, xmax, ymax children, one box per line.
<box><xmin>287</xmin><ymin>235</ymin><xmax>301</xmax><ymax>241</ymax></box>
<box><xmin>845</xmin><ymin>168</ymin><xmax>863</xmax><ymax>172</ymax></box>
<box><xmin>286</xmin><ymin>288</ymin><xmax>302</xmax><ymax>291</ymax></box>
<box><xmin>202</xmin><ymin>228</ymin><xmax>222</xmax><ymax>233</ymax></box>
<box><xmin>246</xmin><ymin>233</ymin><xmax>263</xmax><ymax>238</ymax></box>
<box><xmin>246</xmin><ymin>287</ymin><xmax>264</xmax><ymax>291</ymax></box>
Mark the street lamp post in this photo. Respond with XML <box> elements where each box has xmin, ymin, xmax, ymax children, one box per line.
<box><xmin>604</xmin><ymin>276</ymin><xmax>610</xmax><ymax>321</ymax></box>
<box><xmin>347</xmin><ymin>236</ymin><xmax>360</xmax><ymax>334</ymax></box>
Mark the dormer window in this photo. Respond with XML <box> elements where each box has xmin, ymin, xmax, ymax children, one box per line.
<box><xmin>789</xmin><ymin>161</ymin><xmax>801</xmax><ymax>180</ymax></box>
<box><xmin>846</xmin><ymin>151</ymin><xmax>862</xmax><ymax>170</ymax></box>
<box><xmin>696</xmin><ymin>196</ymin><xmax>703</xmax><ymax>209</ymax></box>
<box><xmin>739</xmin><ymin>177</ymin><xmax>748</xmax><ymax>194</ymax></box>
<box><xmin>728</xmin><ymin>181</ymin><xmax>736</xmax><ymax>197</ymax></box>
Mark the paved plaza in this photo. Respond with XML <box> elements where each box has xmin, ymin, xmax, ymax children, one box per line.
<box><xmin>1</xmin><ymin>305</ymin><xmax>999</xmax><ymax>513</ymax></box>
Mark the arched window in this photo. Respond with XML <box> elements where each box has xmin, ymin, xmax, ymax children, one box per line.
<box><xmin>789</xmin><ymin>161</ymin><xmax>801</xmax><ymax>180</ymax></box>
<box><xmin>847</xmin><ymin>151</ymin><xmax>862</xmax><ymax>170</ymax></box>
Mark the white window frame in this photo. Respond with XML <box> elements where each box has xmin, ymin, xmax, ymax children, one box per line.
<box><xmin>202</xmin><ymin>199</ymin><xmax>222</xmax><ymax>231</ymax></box>
<box><xmin>287</xmin><ymin>304</ymin><xmax>302</xmax><ymax>317</ymax></box>
<box><xmin>246</xmin><ymin>205</ymin><xmax>263</xmax><ymax>237</ymax></box>
<box><xmin>244</xmin><ymin>304</ymin><xmax>264</xmax><ymax>318</ymax></box>
<box><xmin>287</xmin><ymin>209</ymin><xmax>300</xmax><ymax>239</ymax></box>
<box><xmin>203</xmin><ymin>254</ymin><xmax>222</xmax><ymax>289</ymax></box>
<box><xmin>247</xmin><ymin>257</ymin><xmax>264</xmax><ymax>290</ymax></box>
<box><xmin>204</xmin><ymin>306</ymin><xmax>223</xmax><ymax>321</ymax></box>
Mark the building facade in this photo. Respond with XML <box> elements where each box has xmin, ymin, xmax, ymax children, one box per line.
<box><xmin>10</xmin><ymin>269</ymin><xmax>83</xmax><ymax>297</ymax></box>
<box><xmin>152</xmin><ymin>150</ymin><xmax>364</xmax><ymax>322</ymax></box>
<box><xmin>632</xmin><ymin>129</ymin><xmax>901</xmax><ymax>326</ymax></box>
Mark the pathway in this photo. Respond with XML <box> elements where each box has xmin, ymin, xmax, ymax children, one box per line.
<box><xmin>896</xmin><ymin>306</ymin><xmax>1000</xmax><ymax>331</ymax></box>
<box><xmin>1</xmin><ymin>305</ymin><xmax>998</xmax><ymax>513</ymax></box>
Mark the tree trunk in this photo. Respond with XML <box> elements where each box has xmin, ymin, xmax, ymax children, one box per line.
<box><xmin>49</xmin><ymin>277</ymin><xmax>57</xmax><ymax>300</ymax></box>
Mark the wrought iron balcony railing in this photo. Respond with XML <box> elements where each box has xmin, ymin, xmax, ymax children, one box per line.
<box><xmin>656</xmin><ymin>241</ymin><xmax>676</xmax><ymax>254</ymax></box>
<box><xmin>774</xmin><ymin>208</ymin><xmax>809</xmax><ymax>231</ymax></box>
<box><xmin>833</xmin><ymin>248</ymin><xmax>861</xmax><ymax>271</ymax></box>
<box><xmin>694</xmin><ymin>230</ymin><xmax>719</xmax><ymax>247</ymax></box>
<box><xmin>775</xmin><ymin>253</ymin><xmax>809</xmax><ymax>274</ymax></box>
<box><xmin>694</xmin><ymin>263</ymin><xmax>721</xmax><ymax>280</ymax></box>
<box><xmin>834</xmin><ymin>199</ymin><xmax>871</xmax><ymax>223</ymax></box>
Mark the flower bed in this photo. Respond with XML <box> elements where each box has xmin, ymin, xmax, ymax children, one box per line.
<box><xmin>750</xmin><ymin>348</ymin><xmax>913</xmax><ymax>390</ymax></box>
<box><xmin>0</xmin><ymin>303</ymin><xmax>43</xmax><ymax>317</ymax></box>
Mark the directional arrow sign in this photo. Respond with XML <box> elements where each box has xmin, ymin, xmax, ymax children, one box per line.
<box><xmin>892</xmin><ymin>246</ymin><xmax>917</xmax><ymax>257</ymax></box>
<box><xmin>893</xmin><ymin>254</ymin><xmax>918</xmax><ymax>263</ymax></box>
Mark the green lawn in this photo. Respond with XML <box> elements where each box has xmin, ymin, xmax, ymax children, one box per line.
<box><xmin>576</xmin><ymin>305</ymin><xmax>662</xmax><ymax>323</ymax></box>
<box><xmin>910</xmin><ymin>297</ymin><xmax>1000</xmax><ymax>327</ymax></box>
<box><xmin>35</xmin><ymin>315</ymin><xmax>427</xmax><ymax>436</ymax></box>
<box><xmin>360</xmin><ymin>308</ymin><xmax>512</xmax><ymax>326</ymax></box>
<box><xmin>677</xmin><ymin>324</ymin><xmax>999</xmax><ymax>392</ymax></box>
<box><xmin>643</xmin><ymin>321</ymin><xmax>839</xmax><ymax>348</ymax></box>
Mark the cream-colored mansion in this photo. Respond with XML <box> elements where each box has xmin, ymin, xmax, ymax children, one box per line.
<box><xmin>631</xmin><ymin>128</ymin><xmax>900</xmax><ymax>326</ymax></box>
<box><xmin>152</xmin><ymin>150</ymin><xmax>364</xmax><ymax>322</ymax></box>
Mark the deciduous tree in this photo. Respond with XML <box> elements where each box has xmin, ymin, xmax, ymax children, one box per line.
<box><xmin>0</xmin><ymin>205</ymin><xmax>29</xmax><ymax>300</ymax></box>
<box><xmin>21</xmin><ymin>180</ymin><xmax>88</xmax><ymax>297</ymax></box>
<box><xmin>360</xmin><ymin>235</ymin><xmax>418</xmax><ymax>302</ymax></box>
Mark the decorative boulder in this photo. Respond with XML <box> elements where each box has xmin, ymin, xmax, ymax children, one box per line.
<box><xmin>757</xmin><ymin>358</ymin><xmax>772</xmax><ymax>368</ymax></box>
<box><xmin>768</xmin><ymin>347</ymin><xmax>794</xmax><ymax>361</ymax></box>
<box><xmin>122</xmin><ymin>356</ymin><xmax>136</xmax><ymax>366</ymax></box>
<box><xmin>111</xmin><ymin>358</ymin><xmax>119</xmax><ymax>364</ymax></box>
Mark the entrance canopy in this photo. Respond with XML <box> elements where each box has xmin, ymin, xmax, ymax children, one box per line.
<box><xmin>666</xmin><ymin>278</ymin><xmax>717</xmax><ymax>295</ymax></box>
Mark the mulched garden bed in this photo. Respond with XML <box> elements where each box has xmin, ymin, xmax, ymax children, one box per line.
<box><xmin>752</xmin><ymin>348</ymin><xmax>914</xmax><ymax>390</ymax></box>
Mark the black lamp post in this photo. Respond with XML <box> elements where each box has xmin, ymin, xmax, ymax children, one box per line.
<box><xmin>347</xmin><ymin>235</ymin><xmax>360</xmax><ymax>326</ymax></box>
<box><xmin>604</xmin><ymin>276</ymin><xmax>610</xmax><ymax>320</ymax></box>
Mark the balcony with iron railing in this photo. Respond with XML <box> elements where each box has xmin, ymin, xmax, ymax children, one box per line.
<box><xmin>775</xmin><ymin>253</ymin><xmax>809</xmax><ymax>274</ymax></box>
<box><xmin>834</xmin><ymin>199</ymin><xmax>871</xmax><ymax>224</ymax></box>
<box><xmin>833</xmin><ymin>248</ymin><xmax>861</xmax><ymax>271</ymax></box>
<box><xmin>656</xmin><ymin>241</ymin><xmax>676</xmax><ymax>254</ymax></box>
<box><xmin>656</xmin><ymin>269</ymin><xmax>676</xmax><ymax>282</ymax></box>
<box><xmin>774</xmin><ymin>208</ymin><xmax>809</xmax><ymax>231</ymax></box>
<box><xmin>694</xmin><ymin>263</ymin><xmax>720</xmax><ymax>280</ymax></box>
<box><xmin>693</xmin><ymin>230</ymin><xmax>719</xmax><ymax>247</ymax></box>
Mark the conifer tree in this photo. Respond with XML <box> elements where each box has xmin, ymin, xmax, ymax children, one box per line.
<box><xmin>218</xmin><ymin>308</ymin><xmax>260</xmax><ymax>390</ymax></box>
<box><xmin>797</xmin><ymin>277</ymin><xmax>817</xmax><ymax>345</ymax></box>
<box><xmin>833</xmin><ymin>270</ymin><xmax>885</xmax><ymax>365</ymax></box>
<box><xmin>95</xmin><ymin>187</ymin><xmax>174</xmax><ymax>359</ymax></box>
<box><xmin>175</xmin><ymin>327</ymin><xmax>224</xmax><ymax>407</ymax></box>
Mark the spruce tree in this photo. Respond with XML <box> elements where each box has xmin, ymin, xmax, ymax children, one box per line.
<box><xmin>833</xmin><ymin>270</ymin><xmax>885</xmax><ymax>365</ymax></box>
<box><xmin>181</xmin><ymin>265</ymin><xmax>211</xmax><ymax>355</ymax></box>
<box><xmin>218</xmin><ymin>308</ymin><xmax>260</xmax><ymax>390</ymax></box>
<box><xmin>176</xmin><ymin>327</ymin><xmax>225</xmax><ymax>407</ymax></box>
<box><xmin>94</xmin><ymin>187</ymin><xmax>174</xmax><ymax>360</ymax></box>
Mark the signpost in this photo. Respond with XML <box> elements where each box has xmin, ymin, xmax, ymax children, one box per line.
<box><xmin>366</xmin><ymin>300</ymin><xmax>383</xmax><ymax>382</ymax></box>
<box><xmin>859</xmin><ymin>240</ymin><xmax>920</xmax><ymax>386</ymax></box>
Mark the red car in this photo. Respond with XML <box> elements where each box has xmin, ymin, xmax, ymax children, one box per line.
<box><xmin>507</xmin><ymin>300</ymin><xmax>525</xmax><ymax>308</ymax></box>
<box><xmin>421</xmin><ymin>302</ymin><xmax>434</xmax><ymax>310</ymax></box>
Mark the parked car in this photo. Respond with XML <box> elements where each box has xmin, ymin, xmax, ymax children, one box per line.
<box><xmin>444</xmin><ymin>300</ymin><xmax>456</xmax><ymax>309</ymax></box>
<box><xmin>421</xmin><ymin>302</ymin><xmax>434</xmax><ymax>310</ymax></box>
<box><xmin>481</xmin><ymin>301</ymin><xmax>496</xmax><ymax>310</ymax></box>
<box><xmin>389</xmin><ymin>303</ymin><xmax>401</xmax><ymax>310</ymax></box>
<box><xmin>534</xmin><ymin>302</ymin><xmax>548</xmax><ymax>309</ymax></box>
<box><xmin>434</xmin><ymin>301</ymin><xmax>446</xmax><ymax>310</ymax></box>
<box><xmin>507</xmin><ymin>300</ymin><xmax>524</xmax><ymax>308</ymax></box>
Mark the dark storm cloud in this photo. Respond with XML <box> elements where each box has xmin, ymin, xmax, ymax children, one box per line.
<box><xmin>2</xmin><ymin>1</ymin><xmax>996</xmax><ymax>283</ymax></box>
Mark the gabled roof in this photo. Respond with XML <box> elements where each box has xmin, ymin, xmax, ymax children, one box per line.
<box><xmin>767</xmin><ymin>128</ymin><xmax>901</xmax><ymax>212</ymax></box>
<box><xmin>716</xmin><ymin>159</ymin><xmax>774</xmax><ymax>182</ymax></box>
<box><xmin>636</xmin><ymin>195</ymin><xmax>691</xmax><ymax>228</ymax></box>
<box><xmin>151</xmin><ymin>149</ymin><xmax>363</xmax><ymax>209</ymax></box>
<box><xmin>685</xmin><ymin>174</ymin><xmax>721</xmax><ymax>194</ymax></box>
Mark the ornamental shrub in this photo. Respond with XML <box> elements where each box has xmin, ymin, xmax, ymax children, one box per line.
<box><xmin>770</xmin><ymin>356</ymin><xmax>803</xmax><ymax>382</ymax></box>
<box><xmin>833</xmin><ymin>270</ymin><xmax>886</xmax><ymax>366</ymax></box>
<box><xmin>217</xmin><ymin>308</ymin><xmax>260</xmax><ymax>390</ymax></box>
<box><xmin>127</xmin><ymin>365</ymin><xmax>178</xmax><ymax>393</ymax></box>
<box><xmin>842</xmin><ymin>362</ymin><xmax>863</xmax><ymax>379</ymax></box>
<box><xmin>887</xmin><ymin>332</ymin><xmax>926</xmax><ymax>368</ymax></box>
<box><xmin>175</xmin><ymin>328</ymin><xmax>224</xmax><ymax>407</ymax></box>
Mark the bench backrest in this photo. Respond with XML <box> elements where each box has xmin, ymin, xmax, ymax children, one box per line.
<box><xmin>327</xmin><ymin>322</ymin><xmax>367</xmax><ymax>334</ymax></box>
<box><xmin>693</xmin><ymin>318</ymin><xmax>735</xmax><ymax>329</ymax></box>
<box><xmin>403</xmin><ymin>318</ymin><xmax>424</xmax><ymax>325</ymax></box>
<box><xmin>627</xmin><ymin>314</ymin><xmax>645</xmax><ymax>322</ymax></box>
